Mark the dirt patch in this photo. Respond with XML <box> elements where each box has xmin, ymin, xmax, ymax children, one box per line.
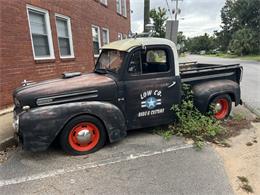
<box><xmin>0</xmin><ymin>144</ymin><xmax>17</xmax><ymax>164</ymax></box>
<box><xmin>219</xmin><ymin>119</ymin><xmax>253</xmax><ymax>139</ymax></box>
<box><xmin>214</xmin><ymin>122</ymin><xmax>260</xmax><ymax>194</ymax></box>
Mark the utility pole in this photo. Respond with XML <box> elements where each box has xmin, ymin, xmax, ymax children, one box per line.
<box><xmin>143</xmin><ymin>0</ymin><xmax>150</xmax><ymax>32</ymax></box>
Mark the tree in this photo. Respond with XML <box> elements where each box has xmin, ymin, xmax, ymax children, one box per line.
<box><xmin>228</xmin><ymin>28</ymin><xmax>257</xmax><ymax>56</ymax></box>
<box><xmin>149</xmin><ymin>7</ymin><xmax>168</xmax><ymax>38</ymax></box>
<box><xmin>185</xmin><ymin>33</ymin><xmax>216</xmax><ymax>53</ymax></box>
<box><xmin>217</xmin><ymin>0</ymin><xmax>260</xmax><ymax>53</ymax></box>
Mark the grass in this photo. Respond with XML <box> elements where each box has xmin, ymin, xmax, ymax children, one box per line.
<box><xmin>205</xmin><ymin>53</ymin><xmax>260</xmax><ymax>61</ymax></box>
<box><xmin>237</xmin><ymin>176</ymin><xmax>254</xmax><ymax>193</ymax></box>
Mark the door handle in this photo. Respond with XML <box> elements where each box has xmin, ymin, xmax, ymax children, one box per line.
<box><xmin>168</xmin><ymin>81</ymin><xmax>176</xmax><ymax>88</ymax></box>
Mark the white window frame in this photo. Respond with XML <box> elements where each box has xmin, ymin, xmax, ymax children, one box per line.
<box><xmin>92</xmin><ymin>25</ymin><xmax>101</xmax><ymax>58</ymax></box>
<box><xmin>102</xmin><ymin>28</ymin><xmax>110</xmax><ymax>45</ymax></box>
<box><xmin>55</xmin><ymin>13</ymin><xmax>74</xmax><ymax>59</ymax></box>
<box><xmin>100</xmin><ymin>0</ymin><xmax>107</xmax><ymax>6</ymax></box>
<box><xmin>26</xmin><ymin>5</ymin><xmax>55</xmax><ymax>60</ymax></box>
<box><xmin>118</xmin><ymin>32</ymin><xmax>123</xmax><ymax>40</ymax></box>
<box><xmin>122</xmin><ymin>0</ymin><xmax>127</xmax><ymax>17</ymax></box>
<box><xmin>116</xmin><ymin>0</ymin><xmax>122</xmax><ymax>14</ymax></box>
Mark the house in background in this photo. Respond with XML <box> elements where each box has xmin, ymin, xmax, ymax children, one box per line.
<box><xmin>0</xmin><ymin>0</ymin><xmax>130</xmax><ymax>109</ymax></box>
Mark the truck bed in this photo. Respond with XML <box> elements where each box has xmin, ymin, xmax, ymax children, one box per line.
<box><xmin>179</xmin><ymin>61</ymin><xmax>243</xmax><ymax>85</ymax></box>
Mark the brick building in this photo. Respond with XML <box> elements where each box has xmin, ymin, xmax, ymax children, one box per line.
<box><xmin>0</xmin><ymin>0</ymin><xmax>131</xmax><ymax>109</ymax></box>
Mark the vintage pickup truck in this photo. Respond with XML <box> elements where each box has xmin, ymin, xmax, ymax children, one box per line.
<box><xmin>13</xmin><ymin>38</ymin><xmax>243</xmax><ymax>155</ymax></box>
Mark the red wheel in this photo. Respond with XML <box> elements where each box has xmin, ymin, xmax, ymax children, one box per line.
<box><xmin>60</xmin><ymin>115</ymin><xmax>106</xmax><ymax>155</ymax></box>
<box><xmin>68</xmin><ymin>122</ymin><xmax>100</xmax><ymax>152</ymax></box>
<box><xmin>211</xmin><ymin>95</ymin><xmax>232</xmax><ymax>120</ymax></box>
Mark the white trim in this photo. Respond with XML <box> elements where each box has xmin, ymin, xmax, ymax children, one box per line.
<box><xmin>122</xmin><ymin>0</ymin><xmax>127</xmax><ymax>17</ymax></box>
<box><xmin>99</xmin><ymin>0</ymin><xmax>107</xmax><ymax>6</ymax></box>
<box><xmin>26</xmin><ymin>5</ymin><xmax>55</xmax><ymax>60</ymax></box>
<box><xmin>118</xmin><ymin>32</ymin><xmax>123</xmax><ymax>40</ymax></box>
<box><xmin>91</xmin><ymin>25</ymin><xmax>101</xmax><ymax>58</ymax></box>
<box><xmin>102</xmin><ymin>28</ymin><xmax>109</xmax><ymax>45</ymax></box>
<box><xmin>116</xmin><ymin>0</ymin><xmax>122</xmax><ymax>14</ymax></box>
<box><xmin>55</xmin><ymin>13</ymin><xmax>74</xmax><ymax>59</ymax></box>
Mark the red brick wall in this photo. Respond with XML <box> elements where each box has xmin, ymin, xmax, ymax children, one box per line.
<box><xmin>0</xmin><ymin>0</ymin><xmax>130</xmax><ymax>109</ymax></box>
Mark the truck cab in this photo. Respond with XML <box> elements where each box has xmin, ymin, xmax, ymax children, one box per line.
<box><xmin>13</xmin><ymin>38</ymin><xmax>242</xmax><ymax>155</ymax></box>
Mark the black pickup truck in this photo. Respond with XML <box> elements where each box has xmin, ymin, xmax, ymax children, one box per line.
<box><xmin>13</xmin><ymin>38</ymin><xmax>243</xmax><ymax>155</ymax></box>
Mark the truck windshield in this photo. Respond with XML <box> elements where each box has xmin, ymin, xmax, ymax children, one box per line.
<box><xmin>95</xmin><ymin>50</ymin><xmax>125</xmax><ymax>74</ymax></box>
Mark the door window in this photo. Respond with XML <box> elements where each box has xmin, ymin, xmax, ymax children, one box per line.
<box><xmin>128</xmin><ymin>49</ymin><xmax>169</xmax><ymax>76</ymax></box>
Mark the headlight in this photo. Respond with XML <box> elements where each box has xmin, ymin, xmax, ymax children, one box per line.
<box><xmin>12</xmin><ymin>114</ymin><xmax>19</xmax><ymax>133</ymax></box>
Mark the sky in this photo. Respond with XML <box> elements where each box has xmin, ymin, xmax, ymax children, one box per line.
<box><xmin>130</xmin><ymin>0</ymin><xmax>226</xmax><ymax>37</ymax></box>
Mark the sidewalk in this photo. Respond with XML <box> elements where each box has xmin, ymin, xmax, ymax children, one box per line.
<box><xmin>0</xmin><ymin>110</ymin><xmax>15</xmax><ymax>151</ymax></box>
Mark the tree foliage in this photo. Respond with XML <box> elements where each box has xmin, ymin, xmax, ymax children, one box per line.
<box><xmin>219</xmin><ymin>0</ymin><xmax>260</xmax><ymax>55</ymax></box>
<box><xmin>149</xmin><ymin>7</ymin><xmax>168</xmax><ymax>38</ymax></box>
<box><xmin>185</xmin><ymin>33</ymin><xmax>216</xmax><ymax>53</ymax></box>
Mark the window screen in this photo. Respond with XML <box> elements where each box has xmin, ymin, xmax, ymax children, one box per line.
<box><xmin>56</xmin><ymin>17</ymin><xmax>71</xmax><ymax>56</ymax></box>
<box><xmin>92</xmin><ymin>26</ymin><xmax>100</xmax><ymax>56</ymax></box>
<box><xmin>29</xmin><ymin>10</ymin><xmax>50</xmax><ymax>57</ymax></box>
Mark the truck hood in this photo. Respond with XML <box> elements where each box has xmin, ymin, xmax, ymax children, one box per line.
<box><xmin>13</xmin><ymin>73</ymin><xmax>117</xmax><ymax>108</ymax></box>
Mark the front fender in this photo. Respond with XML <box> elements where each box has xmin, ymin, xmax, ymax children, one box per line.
<box><xmin>19</xmin><ymin>101</ymin><xmax>127</xmax><ymax>151</ymax></box>
<box><xmin>192</xmin><ymin>80</ymin><xmax>241</xmax><ymax>113</ymax></box>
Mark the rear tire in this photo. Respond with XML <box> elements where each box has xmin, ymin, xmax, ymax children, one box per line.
<box><xmin>59</xmin><ymin>115</ymin><xmax>106</xmax><ymax>155</ymax></box>
<box><xmin>210</xmin><ymin>94</ymin><xmax>232</xmax><ymax>120</ymax></box>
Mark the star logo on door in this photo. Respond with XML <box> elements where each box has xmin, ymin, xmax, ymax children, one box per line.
<box><xmin>141</xmin><ymin>97</ymin><xmax>161</xmax><ymax>109</ymax></box>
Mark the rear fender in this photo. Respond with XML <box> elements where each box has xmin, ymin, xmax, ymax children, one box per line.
<box><xmin>192</xmin><ymin>80</ymin><xmax>241</xmax><ymax>113</ymax></box>
<box><xmin>19</xmin><ymin>101</ymin><xmax>127</xmax><ymax>151</ymax></box>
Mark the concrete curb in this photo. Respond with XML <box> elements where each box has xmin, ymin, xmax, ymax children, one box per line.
<box><xmin>0</xmin><ymin>106</ymin><xmax>14</xmax><ymax>116</ymax></box>
<box><xmin>0</xmin><ymin>137</ymin><xmax>17</xmax><ymax>151</ymax></box>
<box><xmin>244</xmin><ymin>102</ymin><xmax>260</xmax><ymax>117</ymax></box>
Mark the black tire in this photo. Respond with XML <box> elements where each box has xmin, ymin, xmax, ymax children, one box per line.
<box><xmin>210</xmin><ymin>94</ymin><xmax>232</xmax><ymax>120</ymax></box>
<box><xmin>59</xmin><ymin>115</ymin><xmax>106</xmax><ymax>155</ymax></box>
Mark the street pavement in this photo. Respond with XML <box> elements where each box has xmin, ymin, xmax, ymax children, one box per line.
<box><xmin>180</xmin><ymin>55</ymin><xmax>260</xmax><ymax>116</ymax></box>
<box><xmin>0</xmin><ymin>130</ymin><xmax>233</xmax><ymax>195</ymax></box>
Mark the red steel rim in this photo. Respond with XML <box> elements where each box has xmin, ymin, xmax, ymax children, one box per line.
<box><xmin>68</xmin><ymin>122</ymin><xmax>100</xmax><ymax>152</ymax></box>
<box><xmin>214</xmin><ymin>98</ymin><xmax>229</xmax><ymax>119</ymax></box>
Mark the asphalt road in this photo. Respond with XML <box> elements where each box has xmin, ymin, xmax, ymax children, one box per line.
<box><xmin>0</xmin><ymin>130</ymin><xmax>233</xmax><ymax>195</ymax></box>
<box><xmin>180</xmin><ymin>55</ymin><xmax>260</xmax><ymax>116</ymax></box>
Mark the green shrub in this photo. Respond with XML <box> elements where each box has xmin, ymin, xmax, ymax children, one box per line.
<box><xmin>170</xmin><ymin>84</ymin><xmax>223</xmax><ymax>148</ymax></box>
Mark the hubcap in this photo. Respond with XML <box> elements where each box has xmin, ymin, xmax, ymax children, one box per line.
<box><xmin>77</xmin><ymin>129</ymin><xmax>92</xmax><ymax>145</ymax></box>
<box><xmin>215</xmin><ymin>103</ymin><xmax>222</xmax><ymax>113</ymax></box>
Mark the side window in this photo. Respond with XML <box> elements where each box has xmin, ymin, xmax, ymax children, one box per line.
<box><xmin>143</xmin><ymin>49</ymin><xmax>169</xmax><ymax>74</ymax></box>
<box><xmin>128</xmin><ymin>51</ymin><xmax>141</xmax><ymax>75</ymax></box>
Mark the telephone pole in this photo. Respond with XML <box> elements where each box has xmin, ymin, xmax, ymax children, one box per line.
<box><xmin>143</xmin><ymin>0</ymin><xmax>150</xmax><ymax>32</ymax></box>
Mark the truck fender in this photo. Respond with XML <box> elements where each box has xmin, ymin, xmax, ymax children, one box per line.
<box><xmin>19</xmin><ymin>101</ymin><xmax>127</xmax><ymax>151</ymax></box>
<box><xmin>192</xmin><ymin>80</ymin><xmax>241</xmax><ymax>113</ymax></box>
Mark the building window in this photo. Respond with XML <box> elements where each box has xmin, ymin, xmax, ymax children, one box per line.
<box><xmin>26</xmin><ymin>5</ymin><xmax>54</xmax><ymax>60</ymax></box>
<box><xmin>122</xmin><ymin>0</ymin><xmax>127</xmax><ymax>17</ymax></box>
<box><xmin>118</xmin><ymin>33</ymin><xmax>123</xmax><ymax>40</ymax></box>
<box><xmin>116</xmin><ymin>0</ymin><xmax>127</xmax><ymax>17</ymax></box>
<box><xmin>55</xmin><ymin>14</ymin><xmax>74</xmax><ymax>58</ymax></box>
<box><xmin>92</xmin><ymin>25</ymin><xmax>101</xmax><ymax>57</ymax></box>
<box><xmin>100</xmin><ymin>0</ymin><xmax>107</xmax><ymax>6</ymax></box>
<box><xmin>116</xmin><ymin>0</ymin><xmax>122</xmax><ymax>14</ymax></box>
<box><xmin>102</xmin><ymin>28</ymin><xmax>109</xmax><ymax>45</ymax></box>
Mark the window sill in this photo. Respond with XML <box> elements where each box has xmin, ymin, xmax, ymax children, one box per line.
<box><xmin>60</xmin><ymin>57</ymin><xmax>76</xmax><ymax>62</ymax></box>
<box><xmin>35</xmin><ymin>58</ymin><xmax>55</xmax><ymax>64</ymax></box>
<box><xmin>100</xmin><ymin>3</ymin><xmax>108</xmax><ymax>7</ymax></box>
<box><xmin>117</xmin><ymin>12</ymin><xmax>127</xmax><ymax>18</ymax></box>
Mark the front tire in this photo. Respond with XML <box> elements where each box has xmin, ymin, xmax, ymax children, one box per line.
<box><xmin>210</xmin><ymin>94</ymin><xmax>232</xmax><ymax>120</ymax></box>
<box><xmin>59</xmin><ymin>115</ymin><xmax>106</xmax><ymax>155</ymax></box>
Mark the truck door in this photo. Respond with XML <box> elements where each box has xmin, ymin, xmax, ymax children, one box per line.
<box><xmin>123</xmin><ymin>46</ymin><xmax>181</xmax><ymax>130</ymax></box>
